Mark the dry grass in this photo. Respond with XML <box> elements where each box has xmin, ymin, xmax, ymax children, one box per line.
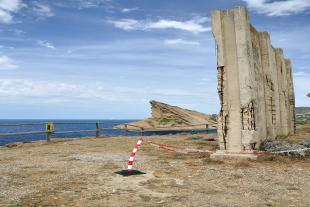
<box><xmin>202</xmin><ymin>157</ymin><xmax>224</xmax><ymax>165</ymax></box>
<box><xmin>0</xmin><ymin>128</ymin><xmax>310</xmax><ymax>207</ymax></box>
<box><xmin>233</xmin><ymin>159</ymin><xmax>251</xmax><ymax>168</ymax></box>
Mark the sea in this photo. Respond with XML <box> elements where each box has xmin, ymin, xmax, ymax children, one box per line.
<box><xmin>0</xmin><ymin>119</ymin><xmax>216</xmax><ymax>146</ymax></box>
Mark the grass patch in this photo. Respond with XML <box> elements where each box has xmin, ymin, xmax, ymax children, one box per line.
<box><xmin>232</xmin><ymin>173</ymin><xmax>243</xmax><ymax>179</ymax></box>
<box><xmin>202</xmin><ymin>158</ymin><xmax>224</xmax><ymax>165</ymax></box>
<box><xmin>186</xmin><ymin>136</ymin><xmax>204</xmax><ymax>140</ymax></box>
<box><xmin>172</xmin><ymin>153</ymin><xmax>192</xmax><ymax>160</ymax></box>
<box><xmin>159</xmin><ymin>118</ymin><xmax>183</xmax><ymax>126</ymax></box>
<box><xmin>234</xmin><ymin>160</ymin><xmax>251</xmax><ymax>168</ymax></box>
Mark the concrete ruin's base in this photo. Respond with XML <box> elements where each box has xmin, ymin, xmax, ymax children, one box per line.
<box><xmin>210</xmin><ymin>150</ymin><xmax>258</xmax><ymax>160</ymax></box>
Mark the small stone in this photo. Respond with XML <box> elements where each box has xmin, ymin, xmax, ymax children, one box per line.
<box><xmin>156</xmin><ymin>200</ymin><xmax>166</xmax><ymax>204</ymax></box>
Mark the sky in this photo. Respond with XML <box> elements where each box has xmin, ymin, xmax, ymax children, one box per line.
<box><xmin>0</xmin><ymin>0</ymin><xmax>309</xmax><ymax>119</ymax></box>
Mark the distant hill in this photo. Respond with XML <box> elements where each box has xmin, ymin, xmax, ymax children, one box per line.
<box><xmin>296</xmin><ymin>107</ymin><xmax>310</xmax><ymax>125</ymax></box>
<box><xmin>296</xmin><ymin>107</ymin><xmax>310</xmax><ymax>114</ymax></box>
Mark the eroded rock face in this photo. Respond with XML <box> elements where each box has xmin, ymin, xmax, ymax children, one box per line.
<box><xmin>150</xmin><ymin>100</ymin><xmax>216</xmax><ymax>126</ymax></box>
<box><xmin>212</xmin><ymin>6</ymin><xmax>295</xmax><ymax>152</ymax></box>
<box><xmin>118</xmin><ymin>100</ymin><xmax>217</xmax><ymax>130</ymax></box>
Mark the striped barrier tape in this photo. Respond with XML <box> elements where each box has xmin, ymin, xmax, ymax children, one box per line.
<box><xmin>147</xmin><ymin>141</ymin><xmax>212</xmax><ymax>154</ymax></box>
<box><xmin>127</xmin><ymin>138</ymin><xmax>143</xmax><ymax>170</ymax></box>
<box><xmin>147</xmin><ymin>141</ymin><xmax>180</xmax><ymax>152</ymax></box>
<box><xmin>147</xmin><ymin>141</ymin><xmax>184</xmax><ymax>149</ymax></box>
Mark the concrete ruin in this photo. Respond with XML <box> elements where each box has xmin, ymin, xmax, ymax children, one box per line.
<box><xmin>212</xmin><ymin>6</ymin><xmax>295</xmax><ymax>153</ymax></box>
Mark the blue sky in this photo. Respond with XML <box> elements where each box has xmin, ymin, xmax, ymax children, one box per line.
<box><xmin>0</xmin><ymin>0</ymin><xmax>309</xmax><ymax>119</ymax></box>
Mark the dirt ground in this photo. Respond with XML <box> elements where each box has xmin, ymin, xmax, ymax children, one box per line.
<box><xmin>0</xmin><ymin>125</ymin><xmax>309</xmax><ymax>207</ymax></box>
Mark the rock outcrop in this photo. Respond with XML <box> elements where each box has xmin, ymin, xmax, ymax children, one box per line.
<box><xmin>212</xmin><ymin>6</ymin><xmax>295</xmax><ymax>152</ymax></box>
<box><xmin>118</xmin><ymin>100</ymin><xmax>217</xmax><ymax>130</ymax></box>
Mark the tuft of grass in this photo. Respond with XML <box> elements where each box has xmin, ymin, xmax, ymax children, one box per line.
<box><xmin>234</xmin><ymin>160</ymin><xmax>251</xmax><ymax>168</ymax></box>
<box><xmin>186</xmin><ymin>136</ymin><xmax>204</xmax><ymax>140</ymax></box>
<box><xmin>232</xmin><ymin>173</ymin><xmax>243</xmax><ymax>179</ymax></box>
<box><xmin>257</xmin><ymin>155</ymin><xmax>280</xmax><ymax>161</ymax></box>
<box><xmin>172</xmin><ymin>153</ymin><xmax>191</xmax><ymax>160</ymax></box>
<box><xmin>159</xmin><ymin>118</ymin><xmax>180</xmax><ymax>126</ymax></box>
<box><xmin>202</xmin><ymin>158</ymin><xmax>224</xmax><ymax>165</ymax></box>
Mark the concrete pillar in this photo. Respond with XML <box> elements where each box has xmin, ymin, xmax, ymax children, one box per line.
<box><xmin>275</xmin><ymin>49</ymin><xmax>289</xmax><ymax>137</ymax></box>
<box><xmin>258</xmin><ymin>32</ymin><xmax>282</xmax><ymax>139</ymax></box>
<box><xmin>285</xmin><ymin>59</ymin><xmax>296</xmax><ymax>134</ymax></box>
<box><xmin>211</xmin><ymin>6</ymin><xmax>295</xmax><ymax>154</ymax></box>
<box><xmin>213</xmin><ymin>9</ymin><xmax>243</xmax><ymax>151</ymax></box>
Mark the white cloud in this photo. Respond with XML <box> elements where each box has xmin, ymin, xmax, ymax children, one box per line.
<box><xmin>37</xmin><ymin>40</ymin><xmax>56</xmax><ymax>49</ymax></box>
<box><xmin>242</xmin><ymin>0</ymin><xmax>310</xmax><ymax>16</ymax></box>
<box><xmin>121</xmin><ymin>7</ymin><xmax>138</xmax><ymax>13</ymax></box>
<box><xmin>108</xmin><ymin>17</ymin><xmax>211</xmax><ymax>33</ymax></box>
<box><xmin>148</xmin><ymin>19</ymin><xmax>210</xmax><ymax>33</ymax></box>
<box><xmin>0</xmin><ymin>79</ymin><xmax>110</xmax><ymax>103</ymax></box>
<box><xmin>0</xmin><ymin>9</ymin><xmax>12</xmax><ymax>23</ymax></box>
<box><xmin>0</xmin><ymin>79</ymin><xmax>151</xmax><ymax>104</ymax></box>
<box><xmin>164</xmin><ymin>38</ymin><xmax>200</xmax><ymax>46</ymax></box>
<box><xmin>0</xmin><ymin>55</ymin><xmax>18</xmax><ymax>69</ymax></box>
<box><xmin>0</xmin><ymin>78</ymin><xmax>215</xmax><ymax>106</ymax></box>
<box><xmin>0</xmin><ymin>0</ymin><xmax>24</xmax><ymax>23</ymax></box>
<box><xmin>109</xmin><ymin>19</ymin><xmax>141</xmax><ymax>31</ymax></box>
<box><xmin>33</xmin><ymin>3</ymin><xmax>54</xmax><ymax>17</ymax></box>
<box><xmin>294</xmin><ymin>71</ymin><xmax>308</xmax><ymax>77</ymax></box>
<box><xmin>55</xmin><ymin>0</ymin><xmax>115</xmax><ymax>10</ymax></box>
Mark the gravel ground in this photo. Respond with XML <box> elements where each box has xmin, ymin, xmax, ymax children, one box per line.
<box><xmin>0</xmin><ymin>128</ymin><xmax>309</xmax><ymax>207</ymax></box>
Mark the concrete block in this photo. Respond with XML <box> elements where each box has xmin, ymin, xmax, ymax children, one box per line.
<box><xmin>210</xmin><ymin>150</ymin><xmax>258</xmax><ymax>160</ymax></box>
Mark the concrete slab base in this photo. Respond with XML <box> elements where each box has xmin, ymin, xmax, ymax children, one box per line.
<box><xmin>210</xmin><ymin>150</ymin><xmax>258</xmax><ymax>160</ymax></box>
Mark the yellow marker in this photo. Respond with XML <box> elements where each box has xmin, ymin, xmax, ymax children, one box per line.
<box><xmin>46</xmin><ymin>122</ymin><xmax>55</xmax><ymax>133</ymax></box>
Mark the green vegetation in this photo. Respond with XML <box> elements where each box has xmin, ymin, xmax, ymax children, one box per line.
<box><xmin>296</xmin><ymin>107</ymin><xmax>310</xmax><ymax>114</ymax></box>
<box><xmin>296</xmin><ymin>118</ymin><xmax>310</xmax><ymax>125</ymax></box>
<box><xmin>296</xmin><ymin>107</ymin><xmax>310</xmax><ymax>125</ymax></box>
<box><xmin>210</xmin><ymin>114</ymin><xmax>218</xmax><ymax>122</ymax></box>
<box><xmin>159</xmin><ymin>118</ymin><xmax>183</xmax><ymax>126</ymax></box>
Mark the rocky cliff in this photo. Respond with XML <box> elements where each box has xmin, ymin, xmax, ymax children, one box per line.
<box><xmin>117</xmin><ymin>100</ymin><xmax>217</xmax><ymax>130</ymax></box>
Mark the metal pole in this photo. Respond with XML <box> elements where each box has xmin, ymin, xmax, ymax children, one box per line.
<box><xmin>124</xmin><ymin>124</ymin><xmax>128</xmax><ymax>136</ymax></box>
<box><xmin>96</xmin><ymin>122</ymin><xmax>100</xmax><ymax>138</ymax></box>
<box><xmin>140</xmin><ymin>127</ymin><xmax>144</xmax><ymax>136</ymax></box>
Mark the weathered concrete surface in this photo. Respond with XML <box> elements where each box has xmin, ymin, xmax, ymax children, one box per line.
<box><xmin>212</xmin><ymin>6</ymin><xmax>295</xmax><ymax>152</ymax></box>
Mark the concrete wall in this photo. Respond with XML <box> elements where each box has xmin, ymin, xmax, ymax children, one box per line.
<box><xmin>212</xmin><ymin>6</ymin><xmax>295</xmax><ymax>152</ymax></box>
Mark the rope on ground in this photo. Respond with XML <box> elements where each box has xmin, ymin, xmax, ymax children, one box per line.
<box><xmin>147</xmin><ymin>141</ymin><xmax>212</xmax><ymax>154</ymax></box>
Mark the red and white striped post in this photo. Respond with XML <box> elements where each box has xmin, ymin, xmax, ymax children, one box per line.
<box><xmin>127</xmin><ymin>138</ymin><xmax>143</xmax><ymax>171</ymax></box>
